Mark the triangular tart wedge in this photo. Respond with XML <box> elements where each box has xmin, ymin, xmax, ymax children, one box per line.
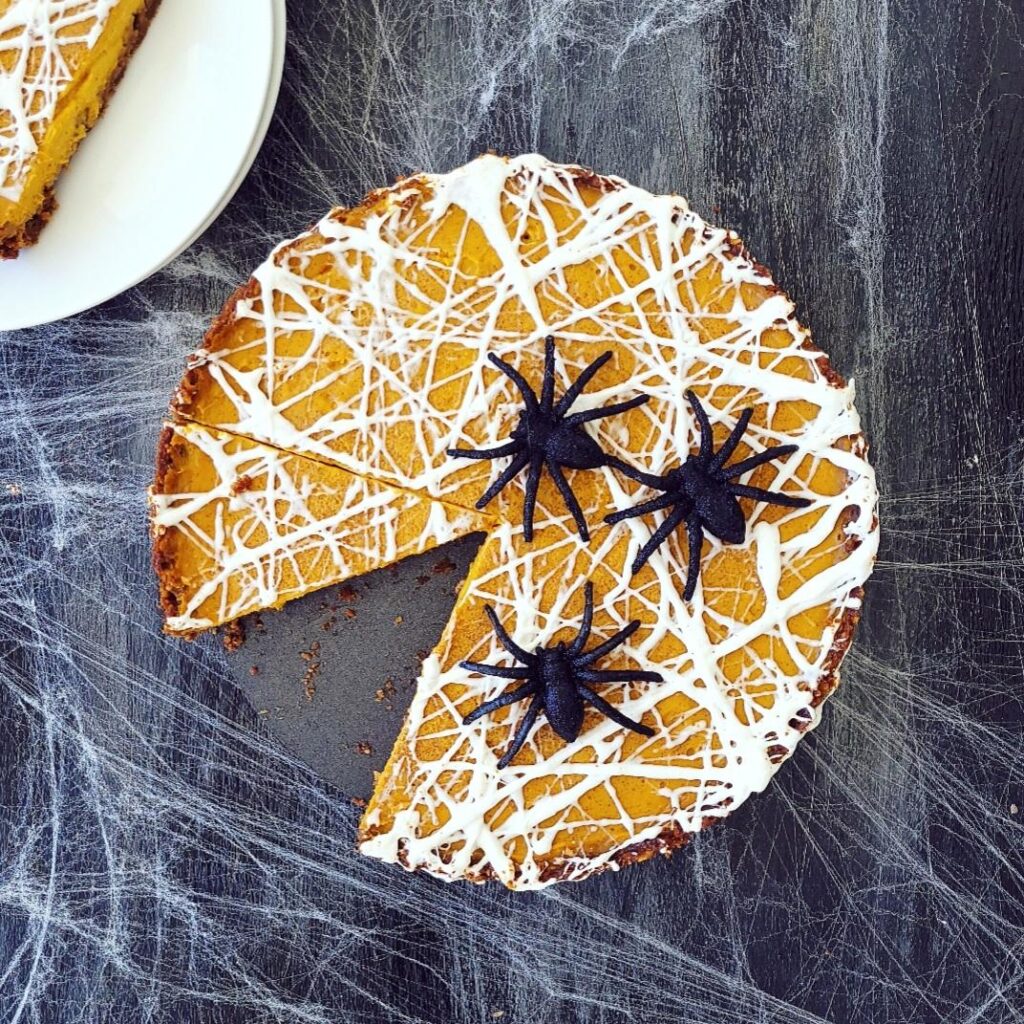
<box><xmin>359</xmin><ymin>506</ymin><xmax>865</xmax><ymax>886</ymax></box>
<box><xmin>150</xmin><ymin>420</ymin><xmax>490</xmax><ymax>636</ymax></box>
<box><xmin>0</xmin><ymin>0</ymin><xmax>161</xmax><ymax>258</ymax></box>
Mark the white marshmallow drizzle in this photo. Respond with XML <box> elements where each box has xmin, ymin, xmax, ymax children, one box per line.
<box><xmin>0</xmin><ymin>0</ymin><xmax>118</xmax><ymax>202</ymax></box>
<box><xmin>169</xmin><ymin>154</ymin><xmax>879</xmax><ymax>888</ymax></box>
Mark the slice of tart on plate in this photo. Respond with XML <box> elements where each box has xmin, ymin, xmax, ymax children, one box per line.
<box><xmin>0</xmin><ymin>0</ymin><xmax>285</xmax><ymax>333</ymax></box>
<box><xmin>0</xmin><ymin>0</ymin><xmax>161</xmax><ymax>258</ymax></box>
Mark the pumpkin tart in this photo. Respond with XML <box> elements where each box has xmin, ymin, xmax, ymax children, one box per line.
<box><xmin>153</xmin><ymin>154</ymin><xmax>878</xmax><ymax>889</ymax></box>
<box><xmin>0</xmin><ymin>0</ymin><xmax>160</xmax><ymax>259</ymax></box>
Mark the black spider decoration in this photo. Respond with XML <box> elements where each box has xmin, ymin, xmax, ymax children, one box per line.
<box><xmin>446</xmin><ymin>335</ymin><xmax>648</xmax><ymax>542</ymax></box>
<box><xmin>606</xmin><ymin>389</ymin><xmax>812</xmax><ymax>599</ymax></box>
<box><xmin>461</xmin><ymin>582</ymin><xmax>664</xmax><ymax>769</ymax></box>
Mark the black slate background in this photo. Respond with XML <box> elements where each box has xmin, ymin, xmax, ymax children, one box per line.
<box><xmin>1</xmin><ymin>1</ymin><xmax>1023</xmax><ymax>1022</ymax></box>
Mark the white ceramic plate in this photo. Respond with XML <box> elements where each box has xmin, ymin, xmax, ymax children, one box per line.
<box><xmin>0</xmin><ymin>0</ymin><xmax>286</xmax><ymax>332</ymax></box>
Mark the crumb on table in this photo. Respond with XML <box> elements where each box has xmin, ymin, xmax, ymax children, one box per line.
<box><xmin>300</xmin><ymin>641</ymin><xmax>321</xmax><ymax>701</ymax></box>
<box><xmin>433</xmin><ymin>555</ymin><xmax>457</xmax><ymax>575</ymax></box>
<box><xmin>374</xmin><ymin>678</ymin><xmax>397</xmax><ymax>703</ymax></box>
<box><xmin>221</xmin><ymin>620</ymin><xmax>245</xmax><ymax>652</ymax></box>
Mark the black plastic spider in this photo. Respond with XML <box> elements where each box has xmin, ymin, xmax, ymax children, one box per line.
<box><xmin>461</xmin><ymin>582</ymin><xmax>664</xmax><ymax>768</ymax></box>
<box><xmin>606</xmin><ymin>389</ymin><xmax>812</xmax><ymax>599</ymax></box>
<box><xmin>446</xmin><ymin>335</ymin><xmax>648</xmax><ymax>542</ymax></box>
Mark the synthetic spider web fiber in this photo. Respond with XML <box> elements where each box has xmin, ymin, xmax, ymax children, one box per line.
<box><xmin>1</xmin><ymin>0</ymin><xmax>1022</xmax><ymax>1021</ymax></box>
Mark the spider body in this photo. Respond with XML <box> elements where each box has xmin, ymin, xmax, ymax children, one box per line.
<box><xmin>447</xmin><ymin>335</ymin><xmax>648</xmax><ymax>542</ymax></box>
<box><xmin>511</xmin><ymin>410</ymin><xmax>607</xmax><ymax>472</ymax></box>
<box><xmin>536</xmin><ymin>643</ymin><xmax>585</xmax><ymax>741</ymax></box>
<box><xmin>462</xmin><ymin>583</ymin><xmax>663</xmax><ymax>768</ymax></box>
<box><xmin>607</xmin><ymin>389</ymin><xmax>812</xmax><ymax>598</ymax></box>
<box><xmin>672</xmin><ymin>459</ymin><xmax>746</xmax><ymax>544</ymax></box>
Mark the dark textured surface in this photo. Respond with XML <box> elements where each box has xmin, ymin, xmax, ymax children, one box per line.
<box><xmin>234</xmin><ymin>535</ymin><xmax>485</xmax><ymax>799</ymax></box>
<box><xmin>1</xmin><ymin>1</ymin><xmax>1023</xmax><ymax>1022</ymax></box>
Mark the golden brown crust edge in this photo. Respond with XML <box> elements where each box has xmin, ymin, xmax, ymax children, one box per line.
<box><xmin>0</xmin><ymin>0</ymin><xmax>163</xmax><ymax>260</ymax></box>
<box><xmin>149</xmin><ymin>423</ymin><xmax>196</xmax><ymax>636</ymax></box>
<box><xmin>160</xmin><ymin>157</ymin><xmax>876</xmax><ymax>886</ymax></box>
<box><xmin>0</xmin><ymin>190</ymin><xmax>57</xmax><ymax>260</ymax></box>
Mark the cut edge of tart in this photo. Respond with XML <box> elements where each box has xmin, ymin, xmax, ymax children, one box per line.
<box><xmin>152</xmin><ymin>154</ymin><xmax>879</xmax><ymax>889</ymax></box>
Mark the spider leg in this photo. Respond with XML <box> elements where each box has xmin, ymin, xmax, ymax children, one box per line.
<box><xmin>577</xmin><ymin>619</ymin><xmax>640</xmax><ymax>666</ymax></box>
<box><xmin>521</xmin><ymin>451</ymin><xmax>545</xmax><ymax>542</ymax></box>
<box><xmin>722</xmin><ymin>443</ymin><xmax>801</xmax><ymax>479</ymax></box>
<box><xmin>484</xmin><ymin>604</ymin><xmax>535</xmax><ymax>663</ymax></box>
<box><xmin>576</xmin><ymin>685</ymin><xmax>655</xmax><ymax>737</ymax></box>
<box><xmin>685</xmin><ymin>389</ymin><xmax>714</xmax><ymax>461</ymax></box>
<box><xmin>567</xmin><ymin>581</ymin><xmax>595</xmax><ymax>657</ymax></box>
<box><xmin>709</xmin><ymin>407</ymin><xmax>753</xmax><ymax>472</ymax></box>
<box><xmin>682</xmin><ymin>515</ymin><xmax>704</xmax><ymax>601</ymax></box>
<box><xmin>540</xmin><ymin>335</ymin><xmax>556</xmax><ymax>413</ymax></box>
<box><xmin>605</xmin><ymin>490</ymin><xmax>679</xmax><ymax>526</ymax></box>
<box><xmin>578</xmin><ymin>668</ymin><xmax>664</xmax><ymax>684</ymax></box>
<box><xmin>489</xmin><ymin>353</ymin><xmax>540</xmax><ymax>412</ymax></box>
<box><xmin>464</xmin><ymin>681</ymin><xmax>538</xmax><ymax>726</ymax></box>
<box><xmin>546</xmin><ymin>458</ymin><xmax>590</xmax><ymax>540</ymax></box>
<box><xmin>460</xmin><ymin>661</ymin><xmax>530</xmax><ymax>680</ymax></box>
<box><xmin>603</xmin><ymin>457</ymin><xmax>665</xmax><ymax>488</ymax></box>
<box><xmin>496</xmin><ymin>696</ymin><xmax>543</xmax><ymax>769</ymax></box>
<box><xmin>630</xmin><ymin>503</ymin><xmax>690</xmax><ymax>575</ymax></box>
<box><xmin>564</xmin><ymin>393</ymin><xmax>650</xmax><ymax>426</ymax></box>
<box><xmin>553</xmin><ymin>350</ymin><xmax>612</xmax><ymax>416</ymax></box>
<box><xmin>728</xmin><ymin>482</ymin><xmax>811</xmax><ymax>508</ymax></box>
<box><xmin>446</xmin><ymin>439</ymin><xmax>523</xmax><ymax>461</ymax></box>
<box><xmin>475</xmin><ymin>450</ymin><xmax>530</xmax><ymax>509</ymax></box>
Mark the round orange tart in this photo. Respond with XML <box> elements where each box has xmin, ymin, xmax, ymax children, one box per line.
<box><xmin>151</xmin><ymin>154</ymin><xmax>878</xmax><ymax>889</ymax></box>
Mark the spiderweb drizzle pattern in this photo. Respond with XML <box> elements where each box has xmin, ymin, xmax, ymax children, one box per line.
<box><xmin>150</xmin><ymin>420</ymin><xmax>484</xmax><ymax>632</ymax></box>
<box><xmin>165</xmin><ymin>154</ymin><xmax>875</xmax><ymax>886</ymax></box>
<box><xmin>0</xmin><ymin>0</ymin><xmax>1022</xmax><ymax>1019</ymax></box>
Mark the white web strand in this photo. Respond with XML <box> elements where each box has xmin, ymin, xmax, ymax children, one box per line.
<box><xmin>0</xmin><ymin>0</ymin><xmax>1022</xmax><ymax>1021</ymax></box>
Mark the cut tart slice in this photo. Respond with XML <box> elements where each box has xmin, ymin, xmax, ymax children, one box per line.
<box><xmin>0</xmin><ymin>0</ymin><xmax>161</xmax><ymax>259</ymax></box>
<box><xmin>150</xmin><ymin>420</ymin><xmax>490</xmax><ymax>636</ymax></box>
<box><xmin>156</xmin><ymin>154</ymin><xmax>878</xmax><ymax>889</ymax></box>
<box><xmin>359</xmin><ymin>503</ymin><xmax>865</xmax><ymax>886</ymax></box>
